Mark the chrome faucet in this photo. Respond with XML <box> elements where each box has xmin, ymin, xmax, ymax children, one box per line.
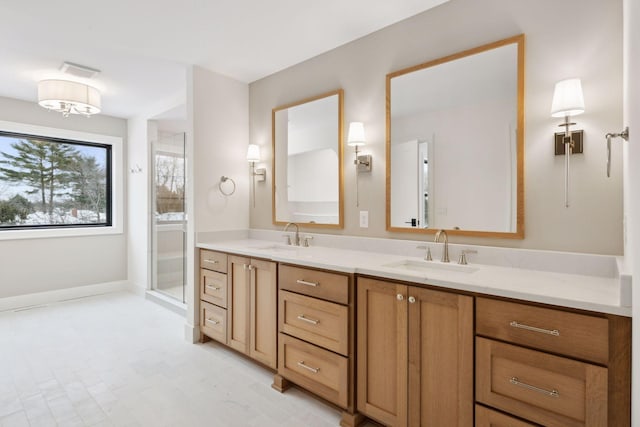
<box><xmin>434</xmin><ymin>230</ymin><xmax>450</xmax><ymax>263</ymax></box>
<box><xmin>283</xmin><ymin>222</ymin><xmax>300</xmax><ymax>246</ymax></box>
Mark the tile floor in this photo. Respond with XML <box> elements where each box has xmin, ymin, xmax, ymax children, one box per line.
<box><xmin>0</xmin><ymin>292</ymin><xmax>372</xmax><ymax>427</ymax></box>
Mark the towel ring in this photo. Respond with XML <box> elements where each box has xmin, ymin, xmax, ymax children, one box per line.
<box><xmin>219</xmin><ymin>176</ymin><xmax>236</xmax><ymax>196</ymax></box>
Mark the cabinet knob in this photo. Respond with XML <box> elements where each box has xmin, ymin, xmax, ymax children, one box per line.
<box><xmin>408</xmin><ymin>296</ymin><xmax>416</xmax><ymax>304</ymax></box>
<box><xmin>396</xmin><ymin>294</ymin><xmax>404</xmax><ymax>301</ymax></box>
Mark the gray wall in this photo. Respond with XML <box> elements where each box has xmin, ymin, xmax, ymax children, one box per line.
<box><xmin>249</xmin><ymin>0</ymin><xmax>623</xmax><ymax>255</ymax></box>
<box><xmin>0</xmin><ymin>96</ymin><xmax>128</xmax><ymax>298</ymax></box>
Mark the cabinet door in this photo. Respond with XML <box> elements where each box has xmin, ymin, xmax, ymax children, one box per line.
<box><xmin>407</xmin><ymin>286</ymin><xmax>473</xmax><ymax>427</ymax></box>
<box><xmin>475</xmin><ymin>404</ymin><xmax>538</xmax><ymax>427</ymax></box>
<box><xmin>250</xmin><ymin>259</ymin><xmax>277</xmax><ymax>369</ymax></box>
<box><xmin>228</xmin><ymin>255</ymin><xmax>250</xmax><ymax>354</ymax></box>
<box><xmin>357</xmin><ymin>278</ymin><xmax>408</xmax><ymax>427</ymax></box>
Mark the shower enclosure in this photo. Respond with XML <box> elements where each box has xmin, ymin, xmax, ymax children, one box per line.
<box><xmin>151</xmin><ymin>132</ymin><xmax>186</xmax><ymax>303</ymax></box>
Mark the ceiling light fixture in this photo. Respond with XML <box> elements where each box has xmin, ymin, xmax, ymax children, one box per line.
<box><xmin>59</xmin><ymin>61</ymin><xmax>100</xmax><ymax>79</ymax></box>
<box><xmin>38</xmin><ymin>79</ymin><xmax>101</xmax><ymax>117</ymax></box>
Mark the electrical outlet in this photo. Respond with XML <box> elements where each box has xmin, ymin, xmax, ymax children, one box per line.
<box><xmin>359</xmin><ymin>211</ymin><xmax>369</xmax><ymax>228</ymax></box>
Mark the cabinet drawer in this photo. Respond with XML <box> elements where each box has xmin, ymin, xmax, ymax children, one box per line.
<box><xmin>476</xmin><ymin>298</ymin><xmax>609</xmax><ymax>364</ymax></box>
<box><xmin>279</xmin><ymin>334</ymin><xmax>348</xmax><ymax>408</ymax></box>
<box><xmin>200</xmin><ymin>269</ymin><xmax>227</xmax><ymax>308</ymax></box>
<box><xmin>280</xmin><ymin>291</ymin><xmax>348</xmax><ymax>355</ymax></box>
<box><xmin>200</xmin><ymin>301</ymin><xmax>227</xmax><ymax>344</ymax></box>
<box><xmin>200</xmin><ymin>250</ymin><xmax>228</xmax><ymax>273</ymax></box>
<box><xmin>476</xmin><ymin>337</ymin><xmax>607</xmax><ymax>427</ymax></box>
<box><xmin>279</xmin><ymin>264</ymin><xmax>348</xmax><ymax>304</ymax></box>
<box><xmin>475</xmin><ymin>405</ymin><xmax>538</xmax><ymax>427</ymax></box>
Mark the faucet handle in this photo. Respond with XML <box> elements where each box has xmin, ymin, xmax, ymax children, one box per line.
<box><xmin>458</xmin><ymin>249</ymin><xmax>478</xmax><ymax>265</ymax></box>
<box><xmin>302</xmin><ymin>236</ymin><xmax>313</xmax><ymax>247</ymax></box>
<box><xmin>416</xmin><ymin>245</ymin><xmax>433</xmax><ymax>261</ymax></box>
<box><xmin>282</xmin><ymin>234</ymin><xmax>292</xmax><ymax>245</ymax></box>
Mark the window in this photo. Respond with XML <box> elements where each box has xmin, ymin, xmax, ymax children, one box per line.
<box><xmin>0</xmin><ymin>120</ymin><xmax>123</xmax><ymax>239</ymax></box>
<box><xmin>155</xmin><ymin>151</ymin><xmax>185</xmax><ymax>222</ymax></box>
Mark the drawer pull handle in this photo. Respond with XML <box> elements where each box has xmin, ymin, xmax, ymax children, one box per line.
<box><xmin>206</xmin><ymin>318</ymin><xmax>220</xmax><ymax>326</ymax></box>
<box><xmin>297</xmin><ymin>361</ymin><xmax>320</xmax><ymax>374</ymax></box>
<box><xmin>296</xmin><ymin>279</ymin><xmax>318</xmax><ymax>287</ymax></box>
<box><xmin>510</xmin><ymin>321</ymin><xmax>560</xmax><ymax>336</ymax></box>
<box><xmin>297</xmin><ymin>315</ymin><xmax>320</xmax><ymax>325</ymax></box>
<box><xmin>206</xmin><ymin>285</ymin><xmax>222</xmax><ymax>291</ymax></box>
<box><xmin>510</xmin><ymin>377</ymin><xmax>559</xmax><ymax>398</ymax></box>
<box><xmin>203</xmin><ymin>259</ymin><xmax>219</xmax><ymax>264</ymax></box>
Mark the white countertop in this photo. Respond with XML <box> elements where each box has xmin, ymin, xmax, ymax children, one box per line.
<box><xmin>197</xmin><ymin>237</ymin><xmax>631</xmax><ymax>317</ymax></box>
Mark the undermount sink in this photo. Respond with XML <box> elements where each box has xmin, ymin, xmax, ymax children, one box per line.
<box><xmin>247</xmin><ymin>244</ymin><xmax>300</xmax><ymax>252</ymax></box>
<box><xmin>382</xmin><ymin>259</ymin><xmax>479</xmax><ymax>274</ymax></box>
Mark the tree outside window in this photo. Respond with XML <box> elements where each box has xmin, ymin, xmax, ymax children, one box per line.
<box><xmin>0</xmin><ymin>131</ymin><xmax>111</xmax><ymax>228</ymax></box>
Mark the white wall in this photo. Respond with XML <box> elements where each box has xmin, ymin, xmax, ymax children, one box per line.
<box><xmin>185</xmin><ymin>66</ymin><xmax>249</xmax><ymax>340</ymax></box>
<box><xmin>249</xmin><ymin>0</ymin><xmax>623</xmax><ymax>255</ymax></box>
<box><xmin>0</xmin><ymin>96</ymin><xmax>127</xmax><ymax>299</ymax></box>
<box><xmin>190</xmin><ymin>67</ymin><xmax>250</xmax><ymax>233</ymax></box>
<box><xmin>126</xmin><ymin>116</ymin><xmax>151</xmax><ymax>293</ymax></box>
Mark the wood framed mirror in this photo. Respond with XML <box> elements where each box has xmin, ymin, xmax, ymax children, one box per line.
<box><xmin>272</xmin><ymin>89</ymin><xmax>344</xmax><ymax>228</ymax></box>
<box><xmin>386</xmin><ymin>34</ymin><xmax>524</xmax><ymax>238</ymax></box>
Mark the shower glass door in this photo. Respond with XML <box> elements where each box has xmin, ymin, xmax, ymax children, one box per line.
<box><xmin>151</xmin><ymin>132</ymin><xmax>186</xmax><ymax>303</ymax></box>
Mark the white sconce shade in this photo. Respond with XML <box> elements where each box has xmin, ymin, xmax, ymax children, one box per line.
<box><xmin>347</xmin><ymin>122</ymin><xmax>366</xmax><ymax>146</ymax></box>
<box><xmin>550</xmin><ymin>78</ymin><xmax>585</xmax><ymax>117</ymax></box>
<box><xmin>37</xmin><ymin>79</ymin><xmax>101</xmax><ymax>117</ymax></box>
<box><xmin>246</xmin><ymin>144</ymin><xmax>260</xmax><ymax>163</ymax></box>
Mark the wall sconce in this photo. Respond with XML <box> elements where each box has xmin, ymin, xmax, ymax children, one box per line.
<box><xmin>247</xmin><ymin>144</ymin><xmax>265</xmax><ymax>207</ymax></box>
<box><xmin>347</xmin><ymin>122</ymin><xmax>372</xmax><ymax>172</ymax></box>
<box><xmin>347</xmin><ymin>122</ymin><xmax>372</xmax><ymax>207</ymax></box>
<box><xmin>551</xmin><ymin>78</ymin><xmax>585</xmax><ymax>207</ymax></box>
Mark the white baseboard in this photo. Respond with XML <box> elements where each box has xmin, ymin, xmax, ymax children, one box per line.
<box><xmin>0</xmin><ymin>280</ymin><xmax>130</xmax><ymax>312</ymax></box>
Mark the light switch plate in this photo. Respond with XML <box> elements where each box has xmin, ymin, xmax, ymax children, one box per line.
<box><xmin>359</xmin><ymin>211</ymin><xmax>369</xmax><ymax>228</ymax></box>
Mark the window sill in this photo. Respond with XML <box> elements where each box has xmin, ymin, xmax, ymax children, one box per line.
<box><xmin>0</xmin><ymin>224</ymin><xmax>123</xmax><ymax>241</ymax></box>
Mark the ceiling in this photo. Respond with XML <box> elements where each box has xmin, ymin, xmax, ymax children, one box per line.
<box><xmin>0</xmin><ymin>0</ymin><xmax>448</xmax><ymax>119</ymax></box>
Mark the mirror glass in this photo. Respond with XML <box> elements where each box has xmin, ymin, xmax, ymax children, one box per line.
<box><xmin>387</xmin><ymin>35</ymin><xmax>524</xmax><ymax>237</ymax></box>
<box><xmin>273</xmin><ymin>90</ymin><xmax>343</xmax><ymax>227</ymax></box>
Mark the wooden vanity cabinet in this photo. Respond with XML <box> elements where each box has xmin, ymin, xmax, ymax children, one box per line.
<box><xmin>356</xmin><ymin>277</ymin><xmax>473</xmax><ymax>427</ymax></box>
<box><xmin>475</xmin><ymin>297</ymin><xmax>631</xmax><ymax>427</ymax></box>
<box><xmin>273</xmin><ymin>264</ymin><xmax>360</xmax><ymax>427</ymax></box>
<box><xmin>475</xmin><ymin>405</ymin><xmax>538</xmax><ymax>427</ymax></box>
<box><xmin>227</xmin><ymin>255</ymin><xmax>278</xmax><ymax>369</ymax></box>
<box><xmin>199</xmin><ymin>250</ymin><xmax>229</xmax><ymax>344</ymax></box>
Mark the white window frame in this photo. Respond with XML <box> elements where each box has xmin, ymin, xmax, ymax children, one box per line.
<box><xmin>0</xmin><ymin>120</ymin><xmax>123</xmax><ymax>240</ymax></box>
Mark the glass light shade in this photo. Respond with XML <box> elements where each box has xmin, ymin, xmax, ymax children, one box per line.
<box><xmin>550</xmin><ymin>78</ymin><xmax>585</xmax><ymax>118</ymax></box>
<box><xmin>37</xmin><ymin>79</ymin><xmax>101</xmax><ymax>116</ymax></box>
<box><xmin>246</xmin><ymin>144</ymin><xmax>260</xmax><ymax>163</ymax></box>
<box><xmin>347</xmin><ymin>122</ymin><xmax>366</xmax><ymax>146</ymax></box>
